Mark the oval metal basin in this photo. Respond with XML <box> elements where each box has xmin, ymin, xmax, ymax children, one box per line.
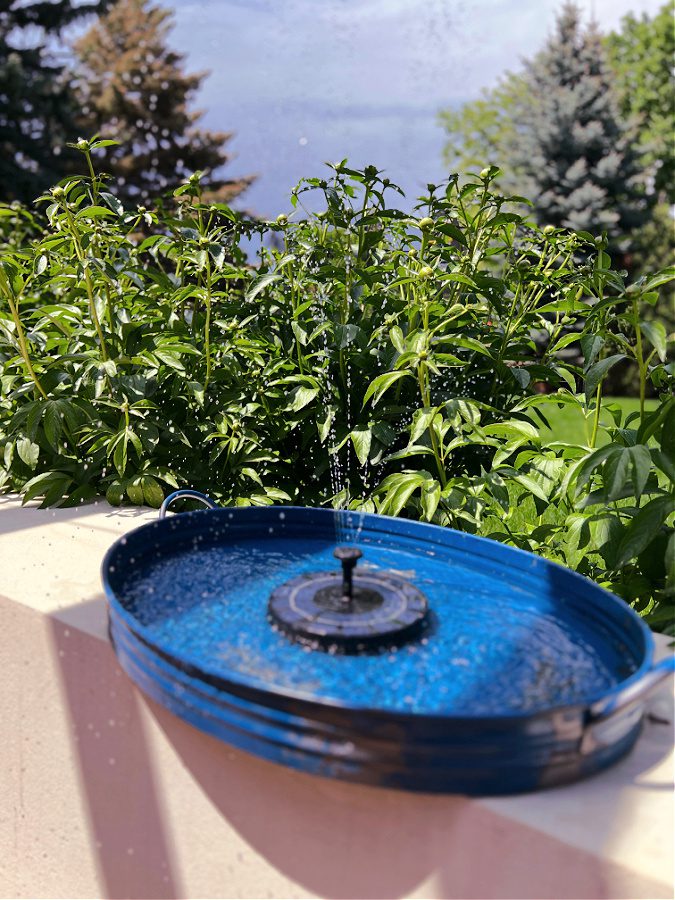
<box><xmin>103</xmin><ymin>501</ymin><xmax>673</xmax><ymax>794</ymax></box>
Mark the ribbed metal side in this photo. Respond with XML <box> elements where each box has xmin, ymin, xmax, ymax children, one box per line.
<box><xmin>109</xmin><ymin>608</ymin><xmax>643</xmax><ymax>795</ymax></box>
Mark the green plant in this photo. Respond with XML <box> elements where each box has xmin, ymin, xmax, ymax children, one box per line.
<box><xmin>0</xmin><ymin>147</ymin><xmax>673</xmax><ymax>629</ymax></box>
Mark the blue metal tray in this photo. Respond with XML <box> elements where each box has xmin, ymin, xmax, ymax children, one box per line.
<box><xmin>103</xmin><ymin>492</ymin><xmax>674</xmax><ymax>794</ymax></box>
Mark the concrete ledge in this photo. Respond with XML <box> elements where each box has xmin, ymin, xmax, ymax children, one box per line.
<box><xmin>1</xmin><ymin>494</ymin><xmax>673</xmax><ymax>899</ymax></box>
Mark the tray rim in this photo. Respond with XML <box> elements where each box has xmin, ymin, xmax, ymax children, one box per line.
<box><xmin>102</xmin><ymin>504</ymin><xmax>655</xmax><ymax>723</ymax></box>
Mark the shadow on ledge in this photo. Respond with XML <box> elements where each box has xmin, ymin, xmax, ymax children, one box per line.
<box><xmin>48</xmin><ymin>597</ymin><xmax>673</xmax><ymax>900</ymax></box>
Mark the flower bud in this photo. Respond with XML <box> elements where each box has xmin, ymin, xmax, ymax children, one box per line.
<box><xmin>276</xmin><ymin>213</ymin><xmax>288</xmax><ymax>226</ymax></box>
<box><xmin>543</xmin><ymin>225</ymin><xmax>555</xmax><ymax>234</ymax></box>
<box><xmin>419</xmin><ymin>265</ymin><xmax>434</xmax><ymax>278</ymax></box>
<box><xmin>418</xmin><ymin>217</ymin><xmax>434</xmax><ymax>230</ymax></box>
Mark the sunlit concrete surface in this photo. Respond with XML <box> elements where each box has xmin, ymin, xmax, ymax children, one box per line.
<box><xmin>1</xmin><ymin>493</ymin><xmax>673</xmax><ymax>900</ymax></box>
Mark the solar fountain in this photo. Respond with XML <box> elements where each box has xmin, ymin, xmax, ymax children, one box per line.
<box><xmin>103</xmin><ymin>490</ymin><xmax>674</xmax><ymax>794</ymax></box>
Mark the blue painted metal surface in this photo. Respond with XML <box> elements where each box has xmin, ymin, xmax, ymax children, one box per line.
<box><xmin>103</xmin><ymin>493</ymin><xmax>674</xmax><ymax>794</ymax></box>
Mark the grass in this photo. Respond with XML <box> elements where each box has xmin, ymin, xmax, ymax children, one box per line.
<box><xmin>532</xmin><ymin>396</ymin><xmax>659</xmax><ymax>446</ymax></box>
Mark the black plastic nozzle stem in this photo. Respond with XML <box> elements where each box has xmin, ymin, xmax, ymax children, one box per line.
<box><xmin>333</xmin><ymin>546</ymin><xmax>363</xmax><ymax>604</ymax></box>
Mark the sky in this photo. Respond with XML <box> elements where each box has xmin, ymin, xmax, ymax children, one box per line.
<box><xmin>162</xmin><ymin>0</ymin><xmax>666</xmax><ymax>217</ymax></box>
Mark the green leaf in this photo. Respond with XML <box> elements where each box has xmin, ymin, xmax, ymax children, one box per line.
<box><xmin>572</xmin><ymin>444</ymin><xmax>618</xmax><ymax>497</ymax></box>
<box><xmin>126</xmin><ymin>480</ymin><xmax>144</xmax><ymax>505</ymax></box>
<box><xmin>246</xmin><ymin>272</ymin><xmax>281</xmax><ymax>301</ymax></box>
<box><xmin>371</xmin><ymin>421</ymin><xmax>397</xmax><ymax>447</ymax></box>
<box><xmin>420</xmin><ymin>479</ymin><xmax>441</xmax><ymax>521</ymax></box>
<box><xmin>485</xmin><ymin>420</ymin><xmax>539</xmax><ymax>442</ymax></box>
<box><xmin>90</xmin><ymin>139</ymin><xmax>121</xmax><ymax>149</ymax></box>
<box><xmin>113</xmin><ymin>433</ymin><xmax>128</xmax><ymax>477</ymax></box>
<box><xmin>410</xmin><ymin>407</ymin><xmax>438</xmax><ymax>443</ymax></box>
<box><xmin>288</xmin><ymin>385</ymin><xmax>319</xmax><ymax>412</ymax></box>
<box><xmin>511</xmin><ymin>473</ymin><xmax>549</xmax><ymax>502</ymax></box>
<box><xmin>350</xmin><ymin>426</ymin><xmax>372</xmax><ymax>466</ymax></box>
<box><xmin>436</xmin><ymin>223</ymin><xmax>467</xmax><ymax>246</ymax></box>
<box><xmin>291</xmin><ymin>321</ymin><xmax>308</xmax><ymax>346</ymax></box>
<box><xmin>641</xmin><ymin>267</ymin><xmax>675</xmax><ymax>292</ymax></box>
<box><xmin>101</xmin><ymin>192</ymin><xmax>124</xmax><ymax>216</ymax></box>
<box><xmin>363</xmin><ymin>370</ymin><xmax>410</xmax><ymax>406</ymax></box>
<box><xmin>378</xmin><ymin>471</ymin><xmax>430</xmax><ymax>516</ymax></box>
<box><xmin>22</xmin><ymin>471</ymin><xmax>59</xmax><ymax>502</ymax></box>
<box><xmin>439</xmin><ymin>272</ymin><xmax>477</xmax><ymax>289</ymax></box>
<box><xmin>652</xmin><ymin>449</ymin><xmax>675</xmax><ymax>484</ymax></box>
<box><xmin>318</xmin><ymin>407</ymin><xmax>335</xmax><ymax>443</ymax></box>
<box><xmin>627</xmin><ymin>445</ymin><xmax>651</xmax><ymax>499</ymax></box>
<box><xmin>640</xmin><ymin>321</ymin><xmax>667</xmax><ymax>362</ymax></box>
<box><xmin>17</xmin><ymin>438</ymin><xmax>39</xmax><ymax>469</ymax></box>
<box><xmin>660</xmin><ymin>404</ymin><xmax>675</xmax><ymax>458</ymax></box>
<box><xmin>106</xmin><ymin>482</ymin><xmax>126</xmax><ymax>506</ymax></box>
<box><xmin>584</xmin><ymin>355</ymin><xmax>625</xmax><ymax>403</ymax></box>
<box><xmin>666</xmin><ymin>532</ymin><xmax>675</xmax><ymax>591</ymax></box>
<box><xmin>187</xmin><ymin>381</ymin><xmax>205</xmax><ymax>407</ymax></box>
<box><xmin>42</xmin><ymin>401</ymin><xmax>63</xmax><ymax>451</ymax></box>
<box><xmin>141</xmin><ymin>475</ymin><xmax>164</xmax><ymax>508</ymax></box>
<box><xmin>75</xmin><ymin>205</ymin><xmax>115</xmax><ymax>220</ymax></box>
<box><xmin>580</xmin><ymin>334</ymin><xmax>604</xmax><ymax>370</ymax></box>
<box><xmin>637</xmin><ymin>398</ymin><xmax>674</xmax><ymax>445</ymax></box>
<box><xmin>614</xmin><ymin>497</ymin><xmax>675</xmax><ymax>569</ymax></box>
<box><xmin>511</xmin><ymin>367</ymin><xmax>530</xmax><ymax>389</ymax></box>
<box><xmin>565</xmin><ymin>513</ymin><xmax>591</xmax><ymax>554</ymax></box>
<box><xmin>264</xmin><ymin>487</ymin><xmax>292</xmax><ymax>502</ymax></box>
<box><xmin>603</xmin><ymin>448</ymin><xmax>630</xmax><ymax>501</ymax></box>
<box><xmin>335</xmin><ymin>324</ymin><xmax>363</xmax><ymax>348</ymax></box>
<box><xmin>389</xmin><ymin>326</ymin><xmax>405</xmax><ymax>353</ymax></box>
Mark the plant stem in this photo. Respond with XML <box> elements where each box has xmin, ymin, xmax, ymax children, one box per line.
<box><xmin>632</xmin><ymin>298</ymin><xmax>646</xmax><ymax>419</ymax></box>
<box><xmin>589</xmin><ymin>382</ymin><xmax>602</xmax><ymax>448</ymax></box>
<box><xmin>0</xmin><ymin>274</ymin><xmax>48</xmax><ymax>400</ymax></box>
<box><xmin>84</xmin><ymin>151</ymin><xmax>99</xmax><ymax>204</ymax></box>
<box><xmin>83</xmin><ymin>266</ymin><xmax>109</xmax><ymax>362</ymax></box>
<box><xmin>417</xmin><ymin>362</ymin><xmax>447</xmax><ymax>488</ymax></box>
<box><xmin>204</xmin><ymin>256</ymin><xmax>213</xmax><ymax>390</ymax></box>
<box><xmin>356</xmin><ymin>184</ymin><xmax>370</xmax><ymax>262</ymax></box>
<box><xmin>63</xmin><ymin>205</ymin><xmax>109</xmax><ymax>361</ymax></box>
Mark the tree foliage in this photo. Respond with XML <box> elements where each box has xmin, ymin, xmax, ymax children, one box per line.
<box><xmin>607</xmin><ymin>2</ymin><xmax>675</xmax><ymax>205</ymax></box>
<box><xmin>441</xmin><ymin>1</ymin><xmax>658</xmax><ymax>257</ymax></box>
<box><xmin>72</xmin><ymin>0</ymin><xmax>254</xmax><ymax>205</ymax></box>
<box><xmin>440</xmin><ymin>73</ymin><xmax>524</xmax><ymax>191</ymax></box>
<box><xmin>0</xmin><ymin>1</ymin><xmax>112</xmax><ymax>202</ymax></box>
<box><xmin>508</xmin><ymin>3</ymin><xmax>648</xmax><ymax>248</ymax></box>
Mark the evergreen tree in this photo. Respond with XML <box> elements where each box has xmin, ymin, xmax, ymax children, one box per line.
<box><xmin>0</xmin><ymin>1</ymin><xmax>112</xmax><ymax>202</ymax></box>
<box><xmin>607</xmin><ymin>2</ymin><xmax>674</xmax><ymax>205</ymax></box>
<box><xmin>441</xmin><ymin>3</ymin><xmax>652</xmax><ymax>259</ymax></box>
<box><xmin>73</xmin><ymin>0</ymin><xmax>253</xmax><ymax>205</ymax></box>
<box><xmin>507</xmin><ymin>3</ymin><xmax>649</xmax><ymax>251</ymax></box>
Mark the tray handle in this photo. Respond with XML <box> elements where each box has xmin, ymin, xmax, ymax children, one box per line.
<box><xmin>588</xmin><ymin>656</ymin><xmax>675</xmax><ymax>723</ymax></box>
<box><xmin>581</xmin><ymin>656</ymin><xmax>674</xmax><ymax>755</ymax></box>
<box><xmin>158</xmin><ymin>489</ymin><xmax>218</xmax><ymax>519</ymax></box>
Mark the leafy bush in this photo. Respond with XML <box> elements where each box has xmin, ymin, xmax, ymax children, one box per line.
<box><xmin>0</xmin><ymin>142</ymin><xmax>673</xmax><ymax>629</ymax></box>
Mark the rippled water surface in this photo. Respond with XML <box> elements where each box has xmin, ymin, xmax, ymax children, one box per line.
<box><xmin>112</xmin><ymin>525</ymin><xmax>636</xmax><ymax>715</ymax></box>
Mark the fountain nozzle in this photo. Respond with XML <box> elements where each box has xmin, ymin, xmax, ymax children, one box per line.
<box><xmin>333</xmin><ymin>546</ymin><xmax>363</xmax><ymax>604</ymax></box>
